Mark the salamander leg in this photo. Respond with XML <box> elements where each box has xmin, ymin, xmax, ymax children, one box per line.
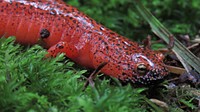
<box><xmin>83</xmin><ymin>62</ymin><xmax>107</xmax><ymax>91</ymax></box>
<box><xmin>47</xmin><ymin>41</ymin><xmax>78</xmax><ymax>59</ymax></box>
<box><xmin>142</xmin><ymin>35</ymin><xmax>152</xmax><ymax>49</ymax></box>
<box><xmin>167</xmin><ymin>34</ymin><xmax>175</xmax><ymax>50</ymax></box>
<box><xmin>144</xmin><ymin>34</ymin><xmax>174</xmax><ymax>51</ymax></box>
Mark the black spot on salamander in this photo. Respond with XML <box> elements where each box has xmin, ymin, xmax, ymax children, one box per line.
<box><xmin>74</xmin><ymin>15</ymin><xmax>78</xmax><ymax>18</ymax></box>
<box><xmin>122</xmin><ymin>72</ymin><xmax>127</xmax><ymax>76</ymax></box>
<box><xmin>40</xmin><ymin>29</ymin><xmax>50</xmax><ymax>39</ymax></box>
<box><xmin>45</xmin><ymin>2</ymin><xmax>51</xmax><ymax>6</ymax></box>
<box><xmin>98</xmin><ymin>37</ymin><xmax>102</xmax><ymax>40</ymax></box>
<box><xmin>15</xmin><ymin>3</ymin><xmax>18</xmax><ymax>7</ymax></box>
<box><xmin>69</xmin><ymin>17</ymin><xmax>73</xmax><ymax>20</ymax></box>
<box><xmin>56</xmin><ymin>44</ymin><xmax>64</xmax><ymax>49</ymax></box>
<box><xmin>50</xmin><ymin>8</ymin><xmax>56</xmax><ymax>15</ymax></box>
<box><xmin>73</xmin><ymin>19</ymin><xmax>76</xmax><ymax>23</ymax></box>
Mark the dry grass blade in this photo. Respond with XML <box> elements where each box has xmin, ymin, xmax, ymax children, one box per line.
<box><xmin>165</xmin><ymin>65</ymin><xmax>186</xmax><ymax>75</ymax></box>
<box><xmin>134</xmin><ymin>0</ymin><xmax>200</xmax><ymax>74</ymax></box>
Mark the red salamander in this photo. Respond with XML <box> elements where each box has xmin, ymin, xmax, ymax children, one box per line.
<box><xmin>0</xmin><ymin>0</ymin><xmax>168</xmax><ymax>84</ymax></box>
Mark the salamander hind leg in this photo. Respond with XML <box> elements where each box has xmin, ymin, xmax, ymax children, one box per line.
<box><xmin>47</xmin><ymin>41</ymin><xmax>78</xmax><ymax>59</ymax></box>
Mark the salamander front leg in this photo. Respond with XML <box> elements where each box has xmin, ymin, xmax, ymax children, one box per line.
<box><xmin>83</xmin><ymin>62</ymin><xmax>108</xmax><ymax>91</ymax></box>
<box><xmin>47</xmin><ymin>41</ymin><xmax>78</xmax><ymax>59</ymax></box>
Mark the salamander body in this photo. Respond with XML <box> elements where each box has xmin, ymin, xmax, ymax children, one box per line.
<box><xmin>0</xmin><ymin>0</ymin><xmax>168</xmax><ymax>84</ymax></box>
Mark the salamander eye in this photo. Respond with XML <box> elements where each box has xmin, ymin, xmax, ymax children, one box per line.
<box><xmin>137</xmin><ymin>64</ymin><xmax>147</xmax><ymax>75</ymax></box>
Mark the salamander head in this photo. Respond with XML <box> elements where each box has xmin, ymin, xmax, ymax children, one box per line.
<box><xmin>131</xmin><ymin>52</ymin><xmax>168</xmax><ymax>85</ymax></box>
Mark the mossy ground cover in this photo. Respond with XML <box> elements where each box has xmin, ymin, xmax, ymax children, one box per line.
<box><xmin>0</xmin><ymin>0</ymin><xmax>200</xmax><ymax>111</ymax></box>
<box><xmin>0</xmin><ymin>37</ymin><xmax>148</xmax><ymax>111</ymax></box>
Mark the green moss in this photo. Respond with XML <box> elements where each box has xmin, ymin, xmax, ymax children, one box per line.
<box><xmin>0</xmin><ymin>37</ymin><xmax>149</xmax><ymax>111</ymax></box>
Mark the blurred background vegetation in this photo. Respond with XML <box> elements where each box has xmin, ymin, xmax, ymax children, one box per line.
<box><xmin>66</xmin><ymin>0</ymin><xmax>200</xmax><ymax>41</ymax></box>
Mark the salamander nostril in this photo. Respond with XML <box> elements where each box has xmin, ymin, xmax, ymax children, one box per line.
<box><xmin>40</xmin><ymin>28</ymin><xmax>50</xmax><ymax>39</ymax></box>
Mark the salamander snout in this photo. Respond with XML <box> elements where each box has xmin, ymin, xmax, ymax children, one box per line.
<box><xmin>132</xmin><ymin>53</ymin><xmax>168</xmax><ymax>85</ymax></box>
<box><xmin>134</xmin><ymin>64</ymin><xmax>168</xmax><ymax>85</ymax></box>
